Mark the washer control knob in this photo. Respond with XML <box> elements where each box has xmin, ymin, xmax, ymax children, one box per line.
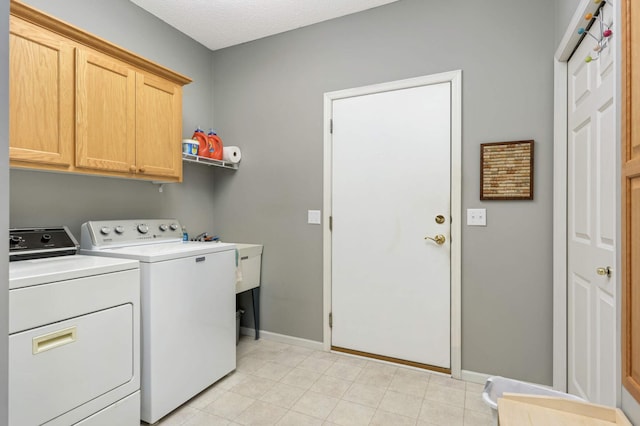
<box><xmin>9</xmin><ymin>235</ymin><xmax>21</xmax><ymax>245</ymax></box>
<box><xmin>169</xmin><ymin>223</ymin><xmax>179</xmax><ymax>231</ymax></box>
<box><xmin>159</xmin><ymin>224</ymin><xmax>168</xmax><ymax>232</ymax></box>
<box><xmin>100</xmin><ymin>226</ymin><xmax>112</xmax><ymax>235</ymax></box>
<box><xmin>114</xmin><ymin>226</ymin><xmax>125</xmax><ymax>234</ymax></box>
<box><xmin>137</xmin><ymin>224</ymin><xmax>149</xmax><ymax>234</ymax></box>
<box><xmin>41</xmin><ymin>234</ymin><xmax>52</xmax><ymax>242</ymax></box>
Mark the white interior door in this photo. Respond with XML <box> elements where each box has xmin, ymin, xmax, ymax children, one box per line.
<box><xmin>567</xmin><ymin>3</ymin><xmax>616</xmax><ymax>405</ymax></box>
<box><xmin>331</xmin><ymin>82</ymin><xmax>451</xmax><ymax>369</ymax></box>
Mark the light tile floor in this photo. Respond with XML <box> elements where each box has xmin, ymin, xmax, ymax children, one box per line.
<box><xmin>150</xmin><ymin>337</ymin><xmax>494</xmax><ymax>426</ymax></box>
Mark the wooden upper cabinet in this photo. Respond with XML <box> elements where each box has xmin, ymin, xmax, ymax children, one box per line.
<box><xmin>76</xmin><ymin>50</ymin><xmax>136</xmax><ymax>173</ymax></box>
<box><xmin>76</xmin><ymin>52</ymin><xmax>182</xmax><ymax>179</ymax></box>
<box><xmin>9</xmin><ymin>16</ymin><xmax>74</xmax><ymax>167</ymax></box>
<box><xmin>135</xmin><ymin>73</ymin><xmax>182</xmax><ymax>179</ymax></box>
<box><xmin>8</xmin><ymin>0</ymin><xmax>192</xmax><ymax>182</ymax></box>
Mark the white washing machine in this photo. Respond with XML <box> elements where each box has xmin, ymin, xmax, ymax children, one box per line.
<box><xmin>9</xmin><ymin>227</ymin><xmax>141</xmax><ymax>425</ymax></box>
<box><xmin>80</xmin><ymin>219</ymin><xmax>236</xmax><ymax>424</ymax></box>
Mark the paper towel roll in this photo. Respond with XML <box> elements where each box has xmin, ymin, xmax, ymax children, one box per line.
<box><xmin>223</xmin><ymin>146</ymin><xmax>242</xmax><ymax>164</ymax></box>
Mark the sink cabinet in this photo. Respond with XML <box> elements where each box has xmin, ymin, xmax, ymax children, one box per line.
<box><xmin>9</xmin><ymin>0</ymin><xmax>191</xmax><ymax>182</ymax></box>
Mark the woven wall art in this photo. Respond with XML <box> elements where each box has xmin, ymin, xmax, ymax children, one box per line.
<box><xmin>480</xmin><ymin>140</ymin><xmax>534</xmax><ymax>200</ymax></box>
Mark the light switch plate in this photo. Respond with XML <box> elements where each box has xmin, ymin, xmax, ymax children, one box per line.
<box><xmin>308</xmin><ymin>210</ymin><xmax>321</xmax><ymax>225</ymax></box>
<box><xmin>467</xmin><ymin>208</ymin><xmax>487</xmax><ymax>226</ymax></box>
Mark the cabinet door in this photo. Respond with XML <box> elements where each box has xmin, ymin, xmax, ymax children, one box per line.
<box><xmin>9</xmin><ymin>17</ymin><xmax>74</xmax><ymax>166</ymax></box>
<box><xmin>76</xmin><ymin>50</ymin><xmax>136</xmax><ymax>173</ymax></box>
<box><xmin>135</xmin><ymin>73</ymin><xmax>182</xmax><ymax>179</ymax></box>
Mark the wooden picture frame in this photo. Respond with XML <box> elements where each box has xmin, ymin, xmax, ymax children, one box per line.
<box><xmin>480</xmin><ymin>140</ymin><xmax>534</xmax><ymax>200</ymax></box>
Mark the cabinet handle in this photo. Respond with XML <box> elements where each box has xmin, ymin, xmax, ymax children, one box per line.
<box><xmin>129</xmin><ymin>165</ymin><xmax>136</xmax><ymax>173</ymax></box>
<box><xmin>32</xmin><ymin>326</ymin><xmax>77</xmax><ymax>355</ymax></box>
<box><xmin>139</xmin><ymin>167</ymin><xmax>146</xmax><ymax>173</ymax></box>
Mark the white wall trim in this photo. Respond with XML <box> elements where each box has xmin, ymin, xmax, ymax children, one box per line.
<box><xmin>239</xmin><ymin>327</ymin><xmax>324</xmax><ymax>351</ymax></box>
<box><xmin>462</xmin><ymin>370</ymin><xmax>492</xmax><ymax>386</ymax></box>
<box><xmin>322</xmin><ymin>70</ymin><xmax>463</xmax><ymax>378</ymax></box>
<box><xmin>614</xmin><ymin>0</ymin><xmax>622</xmax><ymax>409</ymax></box>
<box><xmin>552</xmin><ymin>58</ymin><xmax>568</xmax><ymax>392</ymax></box>
<box><xmin>461</xmin><ymin>370</ymin><xmax>556</xmax><ymax>390</ymax></box>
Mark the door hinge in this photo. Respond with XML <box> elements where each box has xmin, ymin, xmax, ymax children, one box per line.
<box><xmin>329</xmin><ymin>312</ymin><xmax>333</xmax><ymax>328</ymax></box>
<box><xmin>329</xmin><ymin>216</ymin><xmax>332</xmax><ymax>231</ymax></box>
<box><xmin>330</xmin><ymin>119</ymin><xmax>333</xmax><ymax>134</ymax></box>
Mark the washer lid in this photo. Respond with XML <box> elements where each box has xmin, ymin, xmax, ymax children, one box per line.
<box><xmin>80</xmin><ymin>241</ymin><xmax>236</xmax><ymax>263</ymax></box>
<box><xmin>9</xmin><ymin>255</ymin><xmax>139</xmax><ymax>289</ymax></box>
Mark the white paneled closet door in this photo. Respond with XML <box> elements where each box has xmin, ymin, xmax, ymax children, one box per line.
<box><xmin>567</xmin><ymin>2</ymin><xmax>616</xmax><ymax>406</ymax></box>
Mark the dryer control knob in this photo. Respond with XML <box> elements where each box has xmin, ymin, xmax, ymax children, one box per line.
<box><xmin>170</xmin><ymin>223</ymin><xmax>179</xmax><ymax>231</ymax></box>
<box><xmin>137</xmin><ymin>224</ymin><xmax>149</xmax><ymax>234</ymax></box>
<box><xmin>114</xmin><ymin>226</ymin><xmax>125</xmax><ymax>234</ymax></box>
<box><xmin>100</xmin><ymin>226</ymin><xmax>112</xmax><ymax>235</ymax></box>
<box><xmin>159</xmin><ymin>224</ymin><xmax>168</xmax><ymax>232</ymax></box>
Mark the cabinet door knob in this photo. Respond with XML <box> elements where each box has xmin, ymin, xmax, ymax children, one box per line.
<box><xmin>139</xmin><ymin>167</ymin><xmax>146</xmax><ymax>173</ymax></box>
<box><xmin>129</xmin><ymin>165</ymin><xmax>136</xmax><ymax>173</ymax></box>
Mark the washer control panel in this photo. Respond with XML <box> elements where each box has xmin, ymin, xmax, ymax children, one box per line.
<box><xmin>81</xmin><ymin>219</ymin><xmax>183</xmax><ymax>248</ymax></box>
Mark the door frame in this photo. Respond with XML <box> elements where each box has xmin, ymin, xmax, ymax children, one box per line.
<box><xmin>552</xmin><ymin>0</ymin><xmax>620</xmax><ymax>400</ymax></box>
<box><xmin>322</xmin><ymin>70</ymin><xmax>462</xmax><ymax>378</ymax></box>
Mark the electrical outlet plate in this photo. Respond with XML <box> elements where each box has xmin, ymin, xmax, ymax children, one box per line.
<box><xmin>467</xmin><ymin>208</ymin><xmax>486</xmax><ymax>226</ymax></box>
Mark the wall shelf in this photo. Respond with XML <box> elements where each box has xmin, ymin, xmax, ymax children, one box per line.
<box><xmin>182</xmin><ymin>153</ymin><xmax>239</xmax><ymax>170</ymax></box>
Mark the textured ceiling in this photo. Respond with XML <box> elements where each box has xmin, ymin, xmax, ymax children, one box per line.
<box><xmin>129</xmin><ymin>0</ymin><xmax>400</xmax><ymax>51</ymax></box>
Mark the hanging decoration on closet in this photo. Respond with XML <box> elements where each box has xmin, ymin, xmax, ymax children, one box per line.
<box><xmin>578</xmin><ymin>0</ymin><xmax>613</xmax><ymax>63</ymax></box>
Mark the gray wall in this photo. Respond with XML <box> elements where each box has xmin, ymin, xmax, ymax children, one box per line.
<box><xmin>1</xmin><ymin>0</ymin><xmax>9</xmax><ymax>423</ymax></box>
<box><xmin>555</xmin><ymin>0</ymin><xmax>580</xmax><ymax>49</ymax></box>
<box><xmin>211</xmin><ymin>0</ymin><xmax>556</xmax><ymax>384</ymax></box>
<box><xmin>11</xmin><ymin>0</ymin><xmax>220</xmax><ymax>241</ymax></box>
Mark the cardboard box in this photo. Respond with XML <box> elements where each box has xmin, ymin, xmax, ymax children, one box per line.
<box><xmin>498</xmin><ymin>393</ymin><xmax>631</xmax><ymax>426</ymax></box>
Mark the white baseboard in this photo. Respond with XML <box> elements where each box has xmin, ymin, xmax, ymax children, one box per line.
<box><xmin>239</xmin><ymin>327</ymin><xmax>324</xmax><ymax>351</ymax></box>
<box><xmin>461</xmin><ymin>370</ymin><xmax>492</xmax><ymax>385</ymax></box>
<box><xmin>461</xmin><ymin>370</ymin><xmax>556</xmax><ymax>391</ymax></box>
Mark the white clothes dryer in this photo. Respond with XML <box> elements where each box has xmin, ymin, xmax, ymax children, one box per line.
<box><xmin>9</xmin><ymin>227</ymin><xmax>141</xmax><ymax>425</ymax></box>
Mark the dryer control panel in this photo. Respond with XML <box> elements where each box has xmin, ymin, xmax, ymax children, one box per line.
<box><xmin>9</xmin><ymin>227</ymin><xmax>79</xmax><ymax>261</ymax></box>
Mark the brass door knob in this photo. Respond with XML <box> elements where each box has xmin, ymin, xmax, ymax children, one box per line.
<box><xmin>425</xmin><ymin>234</ymin><xmax>446</xmax><ymax>245</ymax></box>
<box><xmin>596</xmin><ymin>266</ymin><xmax>612</xmax><ymax>277</ymax></box>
